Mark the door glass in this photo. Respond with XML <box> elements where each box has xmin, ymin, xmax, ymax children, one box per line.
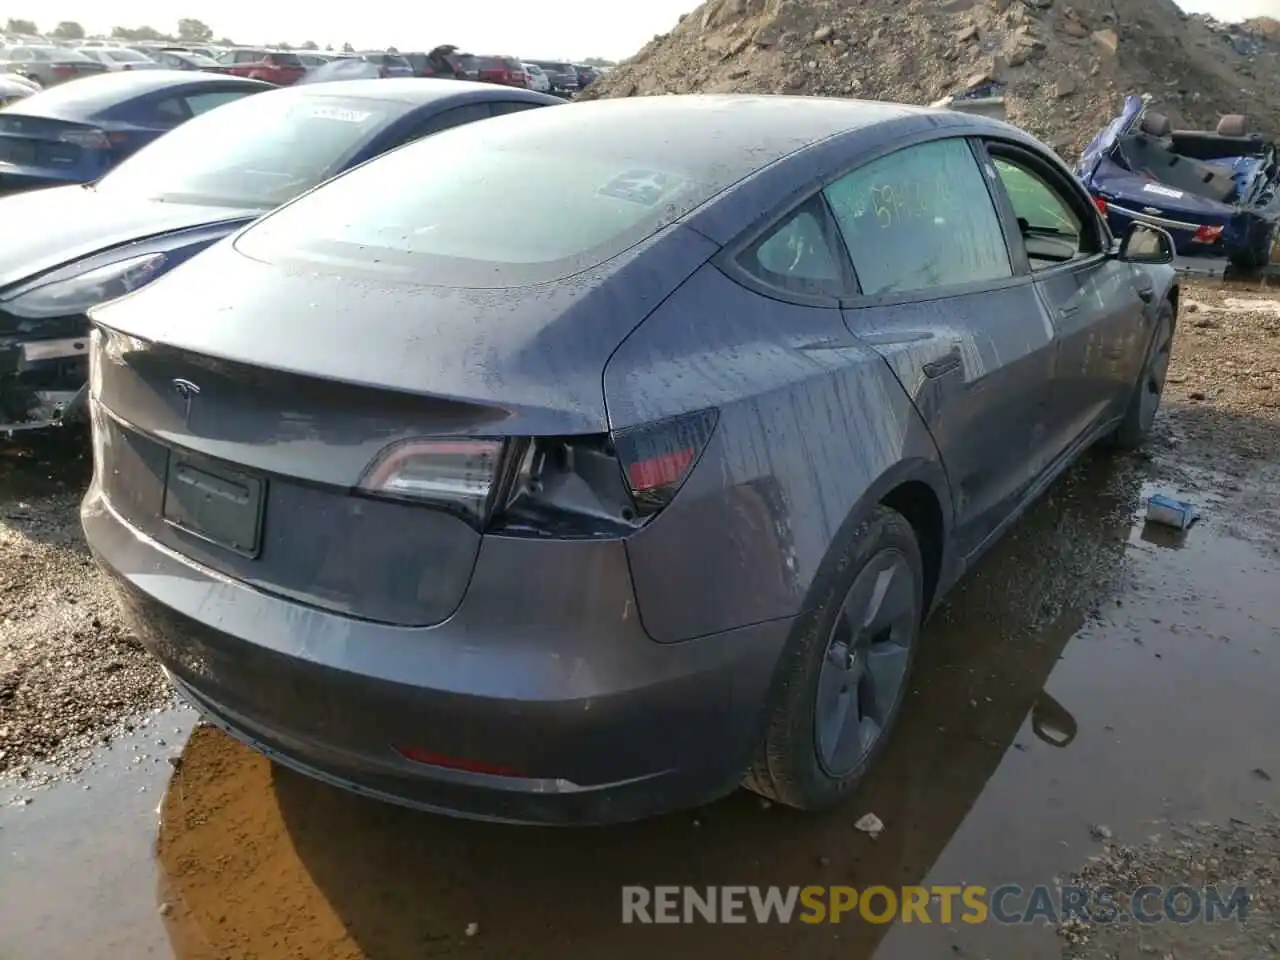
<box><xmin>418</xmin><ymin>103</ymin><xmax>493</xmax><ymax>136</ymax></box>
<box><xmin>825</xmin><ymin>138</ymin><xmax>1012</xmax><ymax>297</ymax></box>
<box><xmin>489</xmin><ymin>101</ymin><xmax>541</xmax><ymax>116</ymax></box>
<box><xmin>184</xmin><ymin>90</ymin><xmax>255</xmax><ymax>116</ymax></box>
<box><xmin>738</xmin><ymin>195</ymin><xmax>845</xmax><ymax>297</ymax></box>
<box><xmin>992</xmin><ymin>156</ymin><xmax>1086</xmax><ymax>268</ymax></box>
<box><xmin>152</xmin><ymin>98</ymin><xmax>189</xmax><ymax>123</ymax></box>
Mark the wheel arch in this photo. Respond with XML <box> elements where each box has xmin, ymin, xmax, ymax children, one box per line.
<box><xmin>805</xmin><ymin>456</ymin><xmax>955</xmax><ymax>620</ymax></box>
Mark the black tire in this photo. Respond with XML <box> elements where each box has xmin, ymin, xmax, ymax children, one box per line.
<box><xmin>1229</xmin><ymin>236</ymin><xmax>1273</xmax><ymax>272</ymax></box>
<box><xmin>745</xmin><ymin>505</ymin><xmax>924</xmax><ymax>811</ymax></box>
<box><xmin>1110</xmin><ymin>298</ymin><xmax>1175</xmax><ymax>450</ymax></box>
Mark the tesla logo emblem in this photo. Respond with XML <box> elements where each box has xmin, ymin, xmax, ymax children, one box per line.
<box><xmin>170</xmin><ymin>378</ymin><xmax>201</xmax><ymax>421</ymax></box>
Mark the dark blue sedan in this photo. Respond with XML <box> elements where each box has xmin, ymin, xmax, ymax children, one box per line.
<box><xmin>0</xmin><ymin>78</ymin><xmax>563</xmax><ymax>433</ymax></box>
<box><xmin>0</xmin><ymin>71</ymin><xmax>272</xmax><ymax>194</ymax></box>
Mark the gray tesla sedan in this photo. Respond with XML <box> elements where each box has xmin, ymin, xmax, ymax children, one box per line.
<box><xmin>82</xmin><ymin>95</ymin><xmax>1178</xmax><ymax>825</ymax></box>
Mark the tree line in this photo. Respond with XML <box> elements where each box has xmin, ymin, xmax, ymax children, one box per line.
<box><xmin>3</xmin><ymin>17</ymin><xmax>617</xmax><ymax>62</ymax></box>
<box><xmin>4</xmin><ymin>17</ymin><xmax>337</xmax><ymax>51</ymax></box>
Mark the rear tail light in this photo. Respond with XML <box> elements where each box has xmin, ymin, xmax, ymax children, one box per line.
<box><xmin>1192</xmin><ymin>223</ymin><xmax>1224</xmax><ymax>244</ymax></box>
<box><xmin>1093</xmin><ymin>196</ymin><xmax>1108</xmax><ymax>216</ymax></box>
<box><xmin>613</xmin><ymin>409</ymin><xmax>718</xmax><ymax>515</ymax></box>
<box><xmin>358</xmin><ymin>438</ymin><xmax>507</xmax><ymax>523</ymax></box>
<box><xmin>59</xmin><ymin>128</ymin><xmax>111</xmax><ymax>149</ymax></box>
<box><xmin>356</xmin><ymin>409</ymin><xmax>718</xmax><ymax>534</ymax></box>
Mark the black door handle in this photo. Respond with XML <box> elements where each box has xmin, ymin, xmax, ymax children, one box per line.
<box><xmin>922</xmin><ymin>352</ymin><xmax>961</xmax><ymax>379</ymax></box>
<box><xmin>1135</xmin><ymin>278</ymin><xmax>1155</xmax><ymax>303</ymax></box>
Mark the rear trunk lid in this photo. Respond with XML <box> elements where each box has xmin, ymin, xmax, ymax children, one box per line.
<box><xmin>47</xmin><ymin>59</ymin><xmax>109</xmax><ymax>83</ymax></box>
<box><xmin>88</xmin><ymin>227</ymin><xmax>717</xmax><ymax>437</ymax></box>
<box><xmin>0</xmin><ymin>113</ymin><xmax>114</xmax><ymax>179</ymax></box>
<box><xmin>87</xmin><ymin>225</ymin><xmax>717</xmax><ymax>623</ymax></box>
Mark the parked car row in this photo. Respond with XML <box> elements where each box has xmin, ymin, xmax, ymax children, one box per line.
<box><xmin>2</xmin><ymin>37</ymin><xmax>604</xmax><ymax>95</ymax></box>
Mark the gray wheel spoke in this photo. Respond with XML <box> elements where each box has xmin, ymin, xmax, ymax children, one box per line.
<box><xmin>864</xmin><ymin>642</ymin><xmax>910</xmax><ymax>724</ymax></box>
<box><xmin>814</xmin><ymin>546</ymin><xmax>919</xmax><ymax>778</ymax></box>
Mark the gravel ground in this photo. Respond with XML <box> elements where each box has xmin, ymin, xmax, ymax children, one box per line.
<box><xmin>0</xmin><ymin>433</ymin><xmax>172</xmax><ymax>784</ymax></box>
<box><xmin>1058</xmin><ymin>806</ymin><xmax>1280</xmax><ymax>958</ymax></box>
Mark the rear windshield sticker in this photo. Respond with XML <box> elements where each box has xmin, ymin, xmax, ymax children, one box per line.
<box><xmin>306</xmin><ymin>106</ymin><xmax>375</xmax><ymax>123</ymax></box>
<box><xmin>1142</xmin><ymin>183</ymin><xmax>1185</xmax><ymax>200</ymax></box>
<box><xmin>598</xmin><ymin>169</ymin><xmax>685</xmax><ymax>206</ymax></box>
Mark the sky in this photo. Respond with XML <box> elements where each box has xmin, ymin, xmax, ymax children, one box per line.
<box><xmin>6</xmin><ymin>0</ymin><xmax>1280</xmax><ymax>63</ymax></box>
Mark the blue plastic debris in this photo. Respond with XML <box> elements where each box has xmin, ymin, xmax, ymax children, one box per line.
<box><xmin>1145</xmin><ymin>494</ymin><xmax>1200</xmax><ymax>530</ymax></box>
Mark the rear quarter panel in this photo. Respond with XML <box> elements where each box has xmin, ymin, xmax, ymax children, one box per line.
<box><xmin>603</xmin><ymin>264</ymin><xmax>951</xmax><ymax>643</ymax></box>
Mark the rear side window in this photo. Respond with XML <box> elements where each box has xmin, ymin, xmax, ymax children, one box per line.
<box><xmin>184</xmin><ymin>89</ymin><xmax>256</xmax><ymax>116</ymax></box>
<box><xmin>268</xmin><ymin>53</ymin><xmax>302</xmax><ymax>66</ymax></box>
<box><xmin>737</xmin><ymin>195</ymin><xmax>846</xmax><ymax>298</ymax></box>
<box><xmin>824</xmin><ymin>138</ymin><xmax>1012</xmax><ymax>297</ymax></box>
<box><xmin>151</xmin><ymin>98</ymin><xmax>189</xmax><ymax>123</ymax></box>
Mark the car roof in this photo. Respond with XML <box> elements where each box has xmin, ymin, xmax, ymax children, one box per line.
<box><xmin>11</xmin><ymin>71</ymin><xmax>272</xmax><ymax>119</ymax></box>
<box><xmin>30</xmin><ymin>70</ymin><xmax>269</xmax><ymax>98</ymax></box>
<box><xmin>285</xmin><ymin>77</ymin><xmax>562</xmax><ymax>105</ymax></box>
<box><xmin>521</xmin><ymin>94</ymin><xmax>939</xmax><ymax>159</ymax></box>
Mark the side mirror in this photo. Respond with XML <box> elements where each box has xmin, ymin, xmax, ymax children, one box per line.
<box><xmin>1116</xmin><ymin>220</ymin><xmax>1175</xmax><ymax>265</ymax></box>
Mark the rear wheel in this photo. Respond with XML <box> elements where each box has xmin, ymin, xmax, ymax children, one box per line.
<box><xmin>1228</xmin><ymin>227</ymin><xmax>1275</xmax><ymax>272</ymax></box>
<box><xmin>745</xmin><ymin>506</ymin><xmax>923</xmax><ymax>811</ymax></box>
<box><xmin>1110</xmin><ymin>298</ymin><xmax>1175</xmax><ymax>449</ymax></box>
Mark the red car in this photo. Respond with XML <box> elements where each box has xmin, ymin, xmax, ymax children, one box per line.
<box><xmin>217</xmin><ymin>48</ymin><xmax>307</xmax><ymax>85</ymax></box>
<box><xmin>475</xmin><ymin>55</ymin><xmax>528</xmax><ymax>88</ymax></box>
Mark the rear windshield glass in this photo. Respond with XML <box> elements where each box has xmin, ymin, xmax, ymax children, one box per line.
<box><xmin>236</xmin><ymin>106</ymin><xmax>746</xmax><ymax>287</ymax></box>
<box><xmin>97</xmin><ymin>92</ymin><xmax>407</xmax><ymax>208</ymax></box>
<box><xmin>107</xmin><ymin>49</ymin><xmax>151</xmax><ymax>62</ymax></box>
<box><xmin>269</xmin><ymin>52</ymin><xmax>303</xmax><ymax>66</ymax></box>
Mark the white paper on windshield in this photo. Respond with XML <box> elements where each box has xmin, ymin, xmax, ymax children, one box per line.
<box><xmin>597</xmin><ymin>169</ymin><xmax>686</xmax><ymax>206</ymax></box>
<box><xmin>1142</xmin><ymin>183</ymin><xmax>1185</xmax><ymax>200</ymax></box>
<box><xmin>305</xmin><ymin>105</ymin><xmax>375</xmax><ymax>123</ymax></box>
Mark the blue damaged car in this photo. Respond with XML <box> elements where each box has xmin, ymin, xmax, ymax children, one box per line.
<box><xmin>1078</xmin><ymin>93</ymin><xmax>1280</xmax><ymax>270</ymax></box>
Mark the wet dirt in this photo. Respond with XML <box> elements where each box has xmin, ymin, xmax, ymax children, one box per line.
<box><xmin>1</xmin><ymin>279</ymin><xmax>1278</xmax><ymax>959</ymax></box>
<box><xmin>0</xmin><ymin>707</ymin><xmax>195</xmax><ymax>960</ymax></box>
<box><xmin>0</xmin><ymin>430</ymin><xmax>173</xmax><ymax>781</ymax></box>
<box><xmin>142</xmin><ymin>452</ymin><xmax>1278</xmax><ymax>960</ymax></box>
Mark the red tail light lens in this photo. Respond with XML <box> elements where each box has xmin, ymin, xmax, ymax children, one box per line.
<box><xmin>612</xmin><ymin>409</ymin><xmax>718</xmax><ymax>515</ymax></box>
<box><xmin>394</xmin><ymin>745</ymin><xmax>523</xmax><ymax>777</ymax></box>
<box><xmin>1192</xmin><ymin>224</ymin><xmax>1223</xmax><ymax>244</ymax></box>
<box><xmin>358</xmin><ymin>438</ymin><xmax>506</xmax><ymax>523</ymax></box>
<box><xmin>1093</xmin><ymin>196</ymin><xmax>1108</xmax><ymax>216</ymax></box>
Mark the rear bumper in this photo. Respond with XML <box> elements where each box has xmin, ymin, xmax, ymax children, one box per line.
<box><xmin>0</xmin><ymin>165</ymin><xmax>85</xmax><ymax>195</ymax></box>
<box><xmin>1103</xmin><ymin>200</ymin><xmax>1275</xmax><ymax>262</ymax></box>
<box><xmin>83</xmin><ymin>481</ymin><xmax>791</xmax><ymax>825</ymax></box>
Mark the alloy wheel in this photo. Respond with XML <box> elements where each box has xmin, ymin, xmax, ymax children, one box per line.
<box><xmin>1139</xmin><ymin>320</ymin><xmax>1174</xmax><ymax>432</ymax></box>
<box><xmin>813</xmin><ymin>547</ymin><xmax>917</xmax><ymax>778</ymax></box>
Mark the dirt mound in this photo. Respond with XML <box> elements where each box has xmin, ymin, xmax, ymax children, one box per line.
<box><xmin>582</xmin><ymin>0</ymin><xmax>1280</xmax><ymax>159</ymax></box>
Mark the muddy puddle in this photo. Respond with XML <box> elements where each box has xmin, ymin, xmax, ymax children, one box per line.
<box><xmin>0</xmin><ymin>707</ymin><xmax>195</xmax><ymax>959</ymax></box>
<box><xmin>2</xmin><ymin>448</ymin><xmax>1275</xmax><ymax>960</ymax></box>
